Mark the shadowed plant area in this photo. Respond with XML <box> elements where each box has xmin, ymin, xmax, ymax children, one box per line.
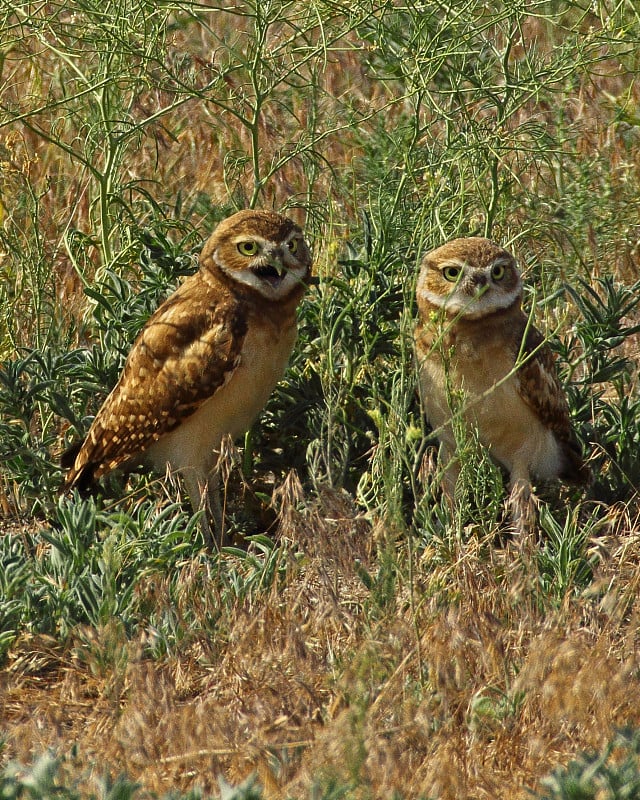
<box><xmin>1</xmin><ymin>0</ymin><xmax>640</xmax><ymax>797</ymax></box>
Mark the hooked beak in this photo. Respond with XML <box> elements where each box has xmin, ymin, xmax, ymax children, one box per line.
<box><xmin>469</xmin><ymin>274</ymin><xmax>488</xmax><ymax>297</ymax></box>
<box><xmin>251</xmin><ymin>254</ymin><xmax>287</xmax><ymax>285</ymax></box>
<box><xmin>268</xmin><ymin>256</ymin><xmax>286</xmax><ymax>277</ymax></box>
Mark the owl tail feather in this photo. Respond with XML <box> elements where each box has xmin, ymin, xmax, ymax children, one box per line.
<box><xmin>60</xmin><ymin>441</ymin><xmax>97</xmax><ymax>496</ymax></box>
<box><xmin>559</xmin><ymin>438</ymin><xmax>592</xmax><ymax>487</ymax></box>
<box><xmin>60</xmin><ymin>441</ymin><xmax>82</xmax><ymax>471</ymax></box>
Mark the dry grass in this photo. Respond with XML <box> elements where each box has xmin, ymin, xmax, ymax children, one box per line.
<box><xmin>1</xmin><ymin>498</ymin><xmax>640</xmax><ymax>798</ymax></box>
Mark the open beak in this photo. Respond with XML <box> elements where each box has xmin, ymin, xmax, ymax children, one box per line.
<box><xmin>251</xmin><ymin>256</ymin><xmax>286</xmax><ymax>286</ymax></box>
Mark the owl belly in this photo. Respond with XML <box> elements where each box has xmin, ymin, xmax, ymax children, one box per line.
<box><xmin>145</xmin><ymin>321</ymin><xmax>297</xmax><ymax>473</ymax></box>
<box><xmin>420</xmin><ymin>348</ymin><xmax>563</xmax><ymax>482</ymax></box>
<box><xmin>464</xmin><ymin>374</ymin><xmax>563</xmax><ymax>481</ymax></box>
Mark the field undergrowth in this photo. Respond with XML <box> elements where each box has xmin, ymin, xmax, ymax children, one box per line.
<box><xmin>1</xmin><ymin>1</ymin><xmax>640</xmax><ymax>798</ymax></box>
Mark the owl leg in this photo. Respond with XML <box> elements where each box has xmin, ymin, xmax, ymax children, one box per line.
<box><xmin>438</xmin><ymin>442</ymin><xmax>460</xmax><ymax>507</ymax></box>
<box><xmin>205</xmin><ymin>469</ymin><xmax>227</xmax><ymax>548</ymax></box>
<box><xmin>507</xmin><ymin>461</ymin><xmax>537</xmax><ymax>536</ymax></box>
<box><xmin>182</xmin><ymin>468</ymin><xmax>227</xmax><ymax>550</ymax></box>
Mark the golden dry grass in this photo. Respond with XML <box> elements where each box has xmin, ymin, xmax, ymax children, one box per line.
<box><xmin>2</xmin><ymin>496</ymin><xmax>640</xmax><ymax>798</ymax></box>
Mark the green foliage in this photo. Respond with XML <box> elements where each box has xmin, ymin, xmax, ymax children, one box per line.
<box><xmin>536</xmin><ymin>504</ymin><xmax>605</xmax><ymax>601</ymax></box>
<box><xmin>0</xmin><ymin>493</ymin><xmax>308</xmax><ymax>663</ymax></box>
<box><xmin>559</xmin><ymin>277</ymin><xmax>640</xmax><ymax>501</ymax></box>
<box><xmin>536</xmin><ymin>729</ymin><xmax>640</xmax><ymax>800</ymax></box>
<box><xmin>0</xmin><ymin>349</ymin><xmax>89</xmax><ymax>512</ymax></box>
<box><xmin>217</xmin><ymin>774</ymin><xmax>263</xmax><ymax>800</ymax></box>
<box><xmin>0</xmin><ymin>150</ymin><xmax>59</xmax><ymax>353</ymax></box>
<box><xmin>0</xmin><ymin>495</ymin><xmax>199</xmax><ymax>656</ymax></box>
<box><xmin>304</xmin><ymin>210</ymin><xmax>417</xmax><ymax>498</ymax></box>
<box><xmin>0</xmin><ymin>749</ymin><xmax>221</xmax><ymax>800</ymax></box>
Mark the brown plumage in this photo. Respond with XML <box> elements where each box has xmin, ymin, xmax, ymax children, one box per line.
<box><xmin>63</xmin><ymin>210</ymin><xmax>313</xmax><ymax>544</ymax></box>
<box><xmin>414</xmin><ymin>236</ymin><xmax>589</xmax><ymax>529</ymax></box>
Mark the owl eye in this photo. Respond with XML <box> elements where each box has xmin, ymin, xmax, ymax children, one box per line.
<box><xmin>442</xmin><ymin>265</ymin><xmax>461</xmax><ymax>282</ymax></box>
<box><xmin>491</xmin><ymin>262</ymin><xmax>506</xmax><ymax>280</ymax></box>
<box><xmin>237</xmin><ymin>241</ymin><xmax>259</xmax><ymax>256</ymax></box>
<box><xmin>286</xmin><ymin>238</ymin><xmax>299</xmax><ymax>254</ymax></box>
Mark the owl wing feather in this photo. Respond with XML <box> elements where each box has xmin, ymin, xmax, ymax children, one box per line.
<box><xmin>64</xmin><ymin>276</ymin><xmax>247</xmax><ymax>491</ymax></box>
<box><xmin>515</xmin><ymin>320</ymin><xmax>589</xmax><ymax>484</ymax></box>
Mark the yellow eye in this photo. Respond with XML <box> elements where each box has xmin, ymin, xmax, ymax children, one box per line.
<box><xmin>491</xmin><ymin>263</ymin><xmax>506</xmax><ymax>280</ymax></box>
<box><xmin>287</xmin><ymin>238</ymin><xmax>298</xmax><ymax>254</ymax></box>
<box><xmin>237</xmin><ymin>241</ymin><xmax>259</xmax><ymax>256</ymax></box>
<box><xmin>443</xmin><ymin>266</ymin><xmax>460</xmax><ymax>282</ymax></box>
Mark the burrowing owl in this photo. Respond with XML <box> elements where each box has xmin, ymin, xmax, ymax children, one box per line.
<box><xmin>414</xmin><ymin>237</ymin><xmax>589</xmax><ymax>529</ymax></box>
<box><xmin>62</xmin><ymin>209</ymin><xmax>312</xmax><ymax>545</ymax></box>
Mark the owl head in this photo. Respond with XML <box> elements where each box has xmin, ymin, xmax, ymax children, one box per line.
<box><xmin>416</xmin><ymin>237</ymin><xmax>522</xmax><ymax>320</ymax></box>
<box><xmin>201</xmin><ymin>209</ymin><xmax>312</xmax><ymax>301</ymax></box>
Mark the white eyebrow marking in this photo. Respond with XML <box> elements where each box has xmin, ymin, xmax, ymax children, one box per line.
<box><xmin>437</xmin><ymin>258</ymin><xmax>467</xmax><ymax>270</ymax></box>
<box><xmin>490</xmin><ymin>255</ymin><xmax>514</xmax><ymax>267</ymax></box>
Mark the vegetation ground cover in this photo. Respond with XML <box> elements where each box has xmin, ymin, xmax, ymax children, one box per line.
<box><xmin>0</xmin><ymin>1</ymin><xmax>639</xmax><ymax>797</ymax></box>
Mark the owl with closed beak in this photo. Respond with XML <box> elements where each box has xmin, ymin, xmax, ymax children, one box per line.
<box><xmin>414</xmin><ymin>236</ymin><xmax>589</xmax><ymax>530</ymax></box>
<box><xmin>62</xmin><ymin>209</ymin><xmax>313</xmax><ymax>546</ymax></box>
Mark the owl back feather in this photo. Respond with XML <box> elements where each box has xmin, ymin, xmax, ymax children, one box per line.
<box><xmin>516</xmin><ymin>322</ymin><xmax>590</xmax><ymax>486</ymax></box>
<box><xmin>62</xmin><ymin>278</ymin><xmax>247</xmax><ymax>491</ymax></box>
